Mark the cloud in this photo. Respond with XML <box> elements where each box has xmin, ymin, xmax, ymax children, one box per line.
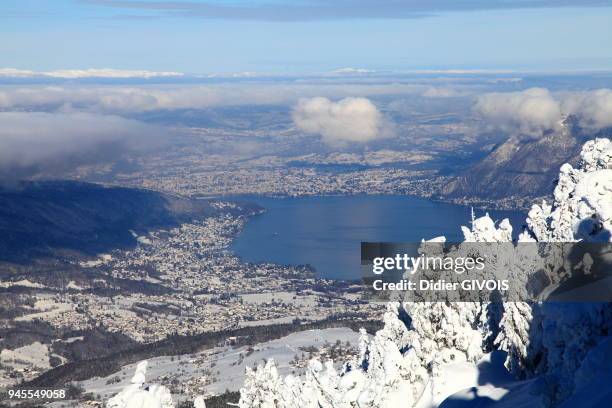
<box><xmin>292</xmin><ymin>97</ymin><xmax>393</xmax><ymax>146</ymax></box>
<box><xmin>421</xmin><ymin>87</ymin><xmax>466</xmax><ymax>98</ymax></box>
<box><xmin>0</xmin><ymin>68</ymin><xmax>183</xmax><ymax>79</ymax></box>
<box><xmin>561</xmin><ymin>89</ymin><xmax>612</xmax><ymax>130</ymax></box>
<box><xmin>81</xmin><ymin>0</ymin><xmax>612</xmax><ymax>21</ymax></box>
<box><xmin>474</xmin><ymin>88</ymin><xmax>563</xmax><ymax>136</ymax></box>
<box><xmin>474</xmin><ymin>87</ymin><xmax>612</xmax><ymax>136</ymax></box>
<box><xmin>329</xmin><ymin>67</ymin><xmax>376</xmax><ymax>75</ymax></box>
<box><xmin>0</xmin><ymin>83</ymin><xmax>425</xmax><ymax>113</ymax></box>
<box><xmin>0</xmin><ymin>68</ymin><xmax>38</xmax><ymax>77</ymax></box>
<box><xmin>0</xmin><ymin>112</ymin><xmax>164</xmax><ymax>181</ymax></box>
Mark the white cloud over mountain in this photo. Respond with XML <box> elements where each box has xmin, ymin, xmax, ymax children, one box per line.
<box><xmin>475</xmin><ymin>87</ymin><xmax>612</xmax><ymax>135</ymax></box>
<box><xmin>474</xmin><ymin>87</ymin><xmax>562</xmax><ymax>136</ymax></box>
<box><xmin>292</xmin><ymin>97</ymin><xmax>393</xmax><ymax>145</ymax></box>
<box><xmin>561</xmin><ymin>88</ymin><xmax>612</xmax><ymax>130</ymax></box>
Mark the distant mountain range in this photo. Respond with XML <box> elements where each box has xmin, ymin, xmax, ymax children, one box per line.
<box><xmin>0</xmin><ymin>181</ymin><xmax>252</xmax><ymax>262</ymax></box>
<box><xmin>440</xmin><ymin>117</ymin><xmax>612</xmax><ymax>204</ymax></box>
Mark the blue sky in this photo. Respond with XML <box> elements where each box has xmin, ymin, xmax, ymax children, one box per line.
<box><xmin>2</xmin><ymin>0</ymin><xmax>612</xmax><ymax>74</ymax></box>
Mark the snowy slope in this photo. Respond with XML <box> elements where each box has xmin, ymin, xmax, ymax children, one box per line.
<box><xmin>77</xmin><ymin>328</ymin><xmax>359</xmax><ymax>407</ymax></box>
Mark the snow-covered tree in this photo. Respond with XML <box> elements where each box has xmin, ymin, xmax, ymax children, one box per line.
<box><xmin>495</xmin><ymin>138</ymin><xmax>612</xmax><ymax>403</ymax></box>
<box><xmin>106</xmin><ymin>361</ymin><xmax>175</xmax><ymax>408</ymax></box>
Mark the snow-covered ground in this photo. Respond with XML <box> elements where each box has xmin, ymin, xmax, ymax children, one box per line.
<box><xmin>14</xmin><ymin>296</ymin><xmax>75</xmax><ymax>322</ymax></box>
<box><xmin>415</xmin><ymin>351</ymin><xmax>514</xmax><ymax>408</ymax></box>
<box><xmin>436</xmin><ymin>337</ymin><xmax>612</xmax><ymax>408</ymax></box>
<box><xmin>0</xmin><ymin>342</ymin><xmax>51</xmax><ymax>370</ymax></box>
<box><xmin>76</xmin><ymin>327</ymin><xmax>360</xmax><ymax>404</ymax></box>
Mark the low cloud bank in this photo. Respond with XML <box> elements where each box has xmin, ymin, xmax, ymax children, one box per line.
<box><xmin>475</xmin><ymin>87</ymin><xmax>612</xmax><ymax>135</ymax></box>
<box><xmin>0</xmin><ymin>112</ymin><xmax>164</xmax><ymax>181</ymax></box>
<box><xmin>3</xmin><ymin>83</ymin><xmax>611</xmax><ymax>180</ymax></box>
<box><xmin>328</xmin><ymin>67</ymin><xmax>376</xmax><ymax>75</ymax></box>
<box><xmin>0</xmin><ymin>83</ymin><xmax>420</xmax><ymax>180</ymax></box>
<box><xmin>292</xmin><ymin>97</ymin><xmax>393</xmax><ymax>146</ymax></box>
<box><xmin>0</xmin><ymin>84</ymin><xmax>424</xmax><ymax>113</ymax></box>
<box><xmin>0</xmin><ymin>68</ymin><xmax>183</xmax><ymax>79</ymax></box>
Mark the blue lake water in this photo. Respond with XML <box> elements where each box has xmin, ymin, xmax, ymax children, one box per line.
<box><xmin>230</xmin><ymin>195</ymin><xmax>526</xmax><ymax>280</ymax></box>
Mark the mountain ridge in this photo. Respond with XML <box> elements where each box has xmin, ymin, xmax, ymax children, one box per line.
<box><xmin>440</xmin><ymin>117</ymin><xmax>612</xmax><ymax>203</ymax></box>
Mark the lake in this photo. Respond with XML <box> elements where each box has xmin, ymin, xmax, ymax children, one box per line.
<box><xmin>230</xmin><ymin>195</ymin><xmax>526</xmax><ymax>280</ymax></box>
